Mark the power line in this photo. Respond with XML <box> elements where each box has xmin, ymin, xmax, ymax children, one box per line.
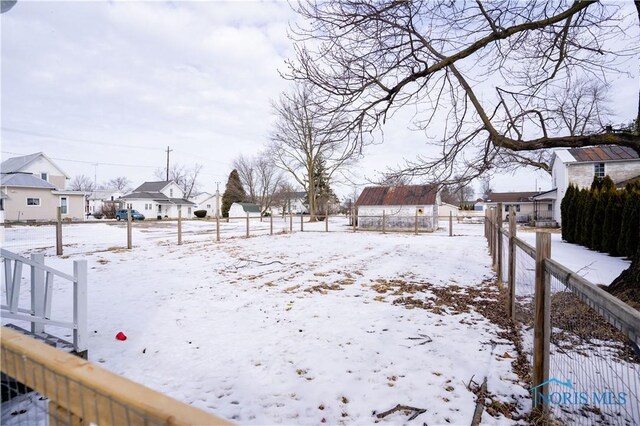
<box><xmin>1</xmin><ymin>150</ymin><xmax>229</xmax><ymax>179</ymax></box>
<box><xmin>2</xmin><ymin>126</ymin><xmax>231</xmax><ymax>166</ymax></box>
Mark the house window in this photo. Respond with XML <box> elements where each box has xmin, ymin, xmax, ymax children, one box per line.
<box><xmin>27</xmin><ymin>197</ymin><xmax>41</xmax><ymax>206</ymax></box>
<box><xmin>547</xmin><ymin>204</ymin><xmax>552</xmax><ymax>211</ymax></box>
<box><xmin>40</xmin><ymin>173</ymin><xmax>48</xmax><ymax>181</ymax></box>
<box><xmin>0</xmin><ymin>198</ymin><xmax>4</xmax><ymax>211</ymax></box>
<box><xmin>206</xmin><ymin>204</ymin><xmax>211</xmax><ymax>208</ymax></box>
<box><xmin>594</xmin><ymin>163</ymin><xmax>605</xmax><ymax>178</ymax></box>
<box><xmin>505</xmin><ymin>204</ymin><xmax>520</xmax><ymax>212</ymax></box>
<box><xmin>60</xmin><ymin>197</ymin><xmax>68</xmax><ymax>214</ymax></box>
<box><xmin>170</xmin><ymin>188</ymin><xmax>174</xmax><ymax>197</ymax></box>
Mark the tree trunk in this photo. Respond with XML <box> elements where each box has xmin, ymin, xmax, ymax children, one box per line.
<box><xmin>607</xmin><ymin>247</ymin><xmax>640</xmax><ymax>310</ymax></box>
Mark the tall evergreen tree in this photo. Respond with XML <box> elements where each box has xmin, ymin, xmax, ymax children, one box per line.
<box><xmin>574</xmin><ymin>189</ymin><xmax>587</xmax><ymax>247</ymax></box>
<box><xmin>591</xmin><ymin>189</ymin><xmax>610</xmax><ymax>252</ymax></box>
<box><xmin>581</xmin><ymin>190</ymin><xmax>596</xmax><ymax>249</ymax></box>
<box><xmin>561</xmin><ymin>184</ymin><xmax>576</xmax><ymax>242</ymax></box>
<box><xmin>602</xmin><ymin>191</ymin><xmax>624</xmax><ymax>256</ymax></box>
<box><xmin>221</xmin><ymin>169</ymin><xmax>247</xmax><ymax>218</ymax></box>
<box><xmin>618</xmin><ymin>190</ymin><xmax>640</xmax><ymax>258</ymax></box>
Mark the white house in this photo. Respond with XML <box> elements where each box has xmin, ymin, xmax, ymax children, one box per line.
<box><xmin>87</xmin><ymin>189</ymin><xmax>124</xmax><ymax>216</ymax></box>
<box><xmin>120</xmin><ymin>181</ymin><xmax>195</xmax><ymax>219</ymax></box>
<box><xmin>483</xmin><ymin>191</ymin><xmax>542</xmax><ymax>223</ymax></box>
<box><xmin>438</xmin><ymin>202</ymin><xmax>460</xmax><ymax>218</ymax></box>
<box><xmin>271</xmin><ymin>191</ymin><xmax>307</xmax><ymax>216</ymax></box>
<box><xmin>540</xmin><ymin>146</ymin><xmax>640</xmax><ymax>225</ymax></box>
<box><xmin>190</xmin><ymin>191</ymin><xmax>220</xmax><ymax>217</ymax></box>
<box><xmin>1</xmin><ymin>152</ymin><xmax>85</xmax><ymax>222</ymax></box>
<box><xmin>355</xmin><ymin>185</ymin><xmax>440</xmax><ymax>232</ymax></box>
<box><xmin>229</xmin><ymin>202</ymin><xmax>261</xmax><ymax>218</ymax></box>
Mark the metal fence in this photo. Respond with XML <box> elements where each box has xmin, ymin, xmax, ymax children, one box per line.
<box><xmin>486</xmin><ymin>205</ymin><xmax>640</xmax><ymax>424</ymax></box>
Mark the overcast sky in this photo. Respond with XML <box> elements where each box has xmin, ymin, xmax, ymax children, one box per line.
<box><xmin>2</xmin><ymin>1</ymin><xmax>637</xmax><ymax>198</ymax></box>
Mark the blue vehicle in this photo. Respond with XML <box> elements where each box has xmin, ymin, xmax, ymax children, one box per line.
<box><xmin>115</xmin><ymin>209</ymin><xmax>145</xmax><ymax>221</ymax></box>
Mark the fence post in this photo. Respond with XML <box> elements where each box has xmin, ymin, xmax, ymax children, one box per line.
<box><xmin>216</xmin><ymin>215</ymin><xmax>220</xmax><ymax>242</ymax></box>
<box><xmin>382</xmin><ymin>210</ymin><xmax>386</xmax><ymax>234</ymax></box>
<box><xmin>73</xmin><ymin>259</ymin><xmax>88</xmax><ymax>356</ymax></box>
<box><xmin>508</xmin><ymin>207</ymin><xmax>516</xmax><ymax>321</ymax></box>
<box><xmin>300</xmin><ymin>214</ymin><xmax>304</xmax><ymax>232</ymax></box>
<box><xmin>246</xmin><ymin>213</ymin><xmax>250</xmax><ymax>238</ymax></box>
<box><xmin>496</xmin><ymin>202</ymin><xmax>503</xmax><ymax>286</ymax></box>
<box><xmin>270</xmin><ymin>212</ymin><xmax>273</xmax><ymax>235</ymax></box>
<box><xmin>56</xmin><ymin>207</ymin><xmax>63</xmax><ymax>255</ymax></box>
<box><xmin>533</xmin><ymin>232</ymin><xmax>551</xmax><ymax>415</ymax></box>
<box><xmin>491</xmin><ymin>208</ymin><xmax>497</xmax><ymax>266</ymax></box>
<box><xmin>127</xmin><ymin>207</ymin><xmax>132</xmax><ymax>249</ymax></box>
<box><xmin>414</xmin><ymin>209</ymin><xmax>418</xmax><ymax>235</ymax></box>
<box><xmin>289</xmin><ymin>213</ymin><xmax>293</xmax><ymax>233</ymax></box>
<box><xmin>30</xmin><ymin>253</ymin><xmax>45</xmax><ymax>335</ymax></box>
<box><xmin>352</xmin><ymin>208</ymin><xmax>356</xmax><ymax>232</ymax></box>
<box><xmin>449</xmin><ymin>211</ymin><xmax>453</xmax><ymax>237</ymax></box>
<box><xmin>325</xmin><ymin>207</ymin><xmax>329</xmax><ymax>232</ymax></box>
<box><xmin>178</xmin><ymin>210</ymin><xmax>182</xmax><ymax>245</ymax></box>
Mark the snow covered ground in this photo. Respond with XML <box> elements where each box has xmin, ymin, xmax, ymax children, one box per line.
<box><xmin>0</xmin><ymin>218</ymin><xmax>630</xmax><ymax>424</ymax></box>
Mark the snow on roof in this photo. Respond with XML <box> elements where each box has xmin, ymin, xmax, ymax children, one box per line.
<box><xmin>233</xmin><ymin>202</ymin><xmax>261</xmax><ymax>213</ymax></box>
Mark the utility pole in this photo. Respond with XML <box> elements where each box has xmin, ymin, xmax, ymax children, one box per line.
<box><xmin>215</xmin><ymin>181</ymin><xmax>220</xmax><ymax>218</ymax></box>
<box><xmin>93</xmin><ymin>163</ymin><xmax>98</xmax><ymax>188</ymax></box>
<box><xmin>166</xmin><ymin>146</ymin><xmax>173</xmax><ymax>181</ymax></box>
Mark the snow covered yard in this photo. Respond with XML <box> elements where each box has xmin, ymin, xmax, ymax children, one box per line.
<box><xmin>3</xmin><ymin>220</ymin><xmax>533</xmax><ymax>424</ymax></box>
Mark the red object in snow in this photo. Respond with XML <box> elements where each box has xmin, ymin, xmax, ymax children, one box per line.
<box><xmin>115</xmin><ymin>332</ymin><xmax>127</xmax><ymax>341</ymax></box>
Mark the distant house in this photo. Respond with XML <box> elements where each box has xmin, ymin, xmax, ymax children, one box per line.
<box><xmin>539</xmin><ymin>145</ymin><xmax>640</xmax><ymax>225</ymax></box>
<box><xmin>120</xmin><ymin>181</ymin><xmax>195</xmax><ymax>219</ymax></box>
<box><xmin>1</xmin><ymin>152</ymin><xmax>85</xmax><ymax>222</ymax></box>
<box><xmin>438</xmin><ymin>202</ymin><xmax>460</xmax><ymax>218</ymax></box>
<box><xmin>272</xmin><ymin>191</ymin><xmax>307</xmax><ymax>216</ymax></box>
<box><xmin>87</xmin><ymin>189</ymin><xmax>124</xmax><ymax>216</ymax></box>
<box><xmin>355</xmin><ymin>185</ymin><xmax>440</xmax><ymax>232</ymax></box>
<box><xmin>483</xmin><ymin>191</ymin><xmax>540</xmax><ymax>223</ymax></box>
<box><xmin>229</xmin><ymin>202</ymin><xmax>261</xmax><ymax>218</ymax></box>
<box><xmin>190</xmin><ymin>192</ymin><xmax>220</xmax><ymax>217</ymax></box>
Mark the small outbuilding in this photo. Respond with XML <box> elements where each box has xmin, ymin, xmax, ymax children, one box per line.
<box><xmin>355</xmin><ymin>185</ymin><xmax>440</xmax><ymax>232</ymax></box>
<box><xmin>229</xmin><ymin>202</ymin><xmax>262</xmax><ymax>218</ymax></box>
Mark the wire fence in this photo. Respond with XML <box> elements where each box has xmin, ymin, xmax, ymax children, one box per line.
<box><xmin>1</xmin><ymin>327</ymin><xmax>230</xmax><ymax>426</ymax></box>
<box><xmin>547</xmin><ymin>272</ymin><xmax>640</xmax><ymax>424</ymax></box>
<box><xmin>485</xmin><ymin>205</ymin><xmax>640</xmax><ymax>424</ymax></box>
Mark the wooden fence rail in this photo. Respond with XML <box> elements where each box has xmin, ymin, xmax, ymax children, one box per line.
<box><xmin>1</xmin><ymin>327</ymin><xmax>232</xmax><ymax>426</ymax></box>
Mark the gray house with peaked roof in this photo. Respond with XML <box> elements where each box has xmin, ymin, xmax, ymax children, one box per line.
<box><xmin>120</xmin><ymin>181</ymin><xmax>195</xmax><ymax>219</ymax></box>
<box><xmin>1</xmin><ymin>153</ymin><xmax>85</xmax><ymax>222</ymax></box>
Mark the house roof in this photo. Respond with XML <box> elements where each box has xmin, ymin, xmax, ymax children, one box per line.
<box><xmin>355</xmin><ymin>185</ymin><xmax>438</xmax><ymax>206</ymax></box>
<box><xmin>120</xmin><ymin>191</ymin><xmax>195</xmax><ymax>205</ymax></box>
<box><xmin>233</xmin><ymin>202</ymin><xmax>261</xmax><ymax>213</ymax></box>
<box><xmin>1</xmin><ymin>173</ymin><xmax>57</xmax><ymax>189</ymax></box>
<box><xmin>616</xmin><ymin>174</ymin><xmax>640</xmax><ymax>189</ymax></box>
<box><xmin>132</xmin><ymin>181</ymin><xmax>171</xmax><ymax>192</ymax></box>
<box><xmin>484</xmin><ymin>191</ymin><xmax>539</xmax><ymax>203</ymax></box>
<box><xmin>88</xmin><ymin>189</ymin><xmax>122</xmax><ymax>200</ymax></box>
<box><xmin>1</xmin><ymin>152</ymin><xmax>70</xmax><ymax>178</ymax></box>
<box><xmin>567</xmin><ymin>145</ymin><xmax>639</xmax><ymax>163</ymax></box>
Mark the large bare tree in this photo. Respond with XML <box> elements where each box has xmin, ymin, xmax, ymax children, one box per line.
<box><xmin>287</xmin><ymin>2</ymin><xmax>639</xmax><ymax>300</ymax></box>
<box><xmin>270</xmin><ymin>83</ymin><xmax>360</xmax><ymax>221</ymax></box>
<box><xmin>287</xmin><ymin>1</ymin><xmax>639</xmax><ymax>184</ymax></box>
<box><xmin>69</xmin><ymin>175</ymin><xmax>95</xmax><ymax>192</ymax></box>
<box><xmin>233</xmin><ymin>153</ymin><xmax>285</xmax><ymax>214</ymax></box>
<box><xmin>154</xmin><ymin>163</ymin><xmax>203</xmax><ymax>199</ymax></box>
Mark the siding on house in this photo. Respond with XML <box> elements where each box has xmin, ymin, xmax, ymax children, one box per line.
<box><xmin>2</xmin><ymin>187</ymin><xmax>84</xmax><ymax>221</ymax></box>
